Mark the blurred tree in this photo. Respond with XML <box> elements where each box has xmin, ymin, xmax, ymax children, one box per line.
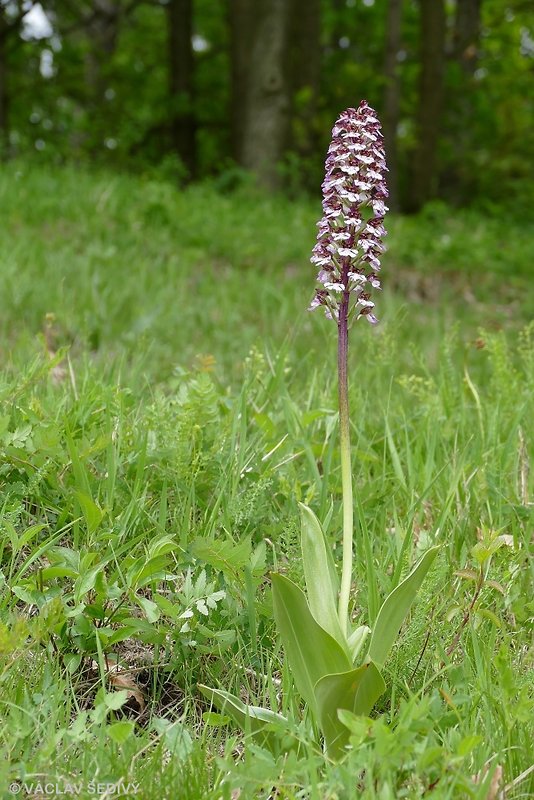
<box><xmin>410</xmin><ymin>0</ymin><xmax>446</xmax><ymax>210</ymax></box>
<box><xmin>0</xmin><ymin>6</ymin><xmax>9</xmax><ymax>154</ymax></box>
<box><xmin>168</xmin><ymin>0</ymin><xmax>196</xmax><ymax>175</ymax></box>
<box><xmin>0</xmin><ymin>0</ymin><xmax>31</xmax><ymax>156</ymax></box>
<box><xmin>442</xmin><ymin>0</ymin><xmax>482</xmax><ymax>202</ymax></box>
<box><xmin>383</xmin><ymin>0</ymin><xmax>403</xmax><ymax>210</ymax></box>
<box><xmin>85</xmin><ymin>1</ymin><xmax>121</xmax><ymax>103</ymax></box>
<box><xmin>2</xmin><ymin>0</ymin><xmax>532</xmax><ymax>208</ymax></box>
<box><xmin>227</xmin><ymin>0</ymin><xmax>252</xmax><ymax>165</ymax></box>
<box><xmin>229</xmin><ymin>0</ymin><xmax>291</xmax><ymax>189</ymax></box>
<box><xmin>288</xmin><ymin>0</ymin><xmax>321</xmax><ymax>164</ymax></box>
<box><xmin>42</xmin><ymin>0</ymin><xmax>148</xmax><ymax>154</ymax></box>
<box><xmin>453</xmin><ymin>0</ymin><xmax>481</xmax><ymax>74</ymax></box>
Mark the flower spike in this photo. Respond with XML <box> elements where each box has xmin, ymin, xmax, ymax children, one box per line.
<box><xmin>309</xmin><ymin>101</ymin><xmax>388</xmax><ymax>324</ymax></box>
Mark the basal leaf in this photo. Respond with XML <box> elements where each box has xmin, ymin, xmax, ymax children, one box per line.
<box><xmin>299</xmin><ymin>503</ymin><xmax>347</xmax><ymax>652</ymax></box>
<box><xmin>315</xmin><ymin>661</ymin><xmax>386</xmax><ymax>759</ymax></box>
<box><xmin>198</xmin><ymin>684</ymin><xmax>289</xmax><ymax>751</ymax></box>
<box><xmin>271</xmin><ymin>573</ymin><xmax>351</xmax><ymax>717</ymax></box>
<box><xmin>367</xmin><ymin>546</ymin><xmax>439</xmax><ymax>667</ymax></box>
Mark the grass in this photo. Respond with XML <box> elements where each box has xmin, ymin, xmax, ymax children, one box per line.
<box><xmin>0</xmin><ymin>161</ymin><xmax>533</xmax><ymax>799</ymax></box>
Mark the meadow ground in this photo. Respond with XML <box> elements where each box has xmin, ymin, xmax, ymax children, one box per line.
<box><xmin>0</xmin><ymin>163</ymin><xmax>533</xmax><ymax>799</ymax></box>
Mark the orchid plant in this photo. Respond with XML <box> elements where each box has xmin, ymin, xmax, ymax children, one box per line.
<box><xmin>200</xmin><ymin>102</ymin><xmax>438</xmax><ymax>759</ymax></box>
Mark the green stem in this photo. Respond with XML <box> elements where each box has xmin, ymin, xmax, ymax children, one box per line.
<box><xmin>337</xmin><ymin>291</ymin><xmax>353</xmax><ymax>635</ymax></box>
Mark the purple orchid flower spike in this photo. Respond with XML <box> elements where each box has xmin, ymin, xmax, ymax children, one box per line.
<box><xmin>309</xmin><ymin>101</ymin><xmax>388</xmax><ymax>326</ymax></box>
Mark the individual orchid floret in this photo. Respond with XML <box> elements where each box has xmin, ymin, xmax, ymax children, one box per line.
<box><xmin>309</xmin><ymin>101</ymin><xmax>388</xmax><ymax>325</ymax></box>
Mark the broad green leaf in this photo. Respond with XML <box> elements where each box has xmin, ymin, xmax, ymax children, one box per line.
<box><xmin>315</xmin><ymin>661</ymin><xmax>386</xmax><ymax>759</ymax></box>
<box><xmin>299</xmin><ymin>505</ymin><xmax>338</xmax><ymax>595</ymax></box>
<box><xmin>151</xmin><ymin>718</ymin><xmax>193</xmax><ymax>762</ymax></box>
<box><xmin>299</xmin><ymin>503</ymin><xmax>346</xmax><ymax>652</ymax></box>
<box><xmin>3</xmin><ymin>519</ymin><xmax>19</xmax><ymax>551</ymax></box>
<box><xmin>74</xmin><ymin>564</ymin><xmax>102</xmax><ymax>602</ymax></box>
<box><xmin>136</xmin><ymin>596</ymin><xmax>160</xmax><ymax>623</ymax></box>
<box><xmin>11</xmin><ymin>585</ymin><xmax>42</xmax><ymax>605</ymax></box>
<box><xmin>250</xmin><ymin>540</ymin><xmax>266</xmax><ymax>573</ymax></box>
<box><xmin>152</xmin><ymin>593</ymin><xmax>182</xmax><ymax>620</ymax></box>
<box><xmin>347</xmin><ymin>625</ymin><xmax>370</xmax><ymax>664</ymax></box>
<box><xmin>107</xmin><ymin>720</ymin><xmax>135</xmax><ymax>744</ymax></box>
<box><xmin>103</xmin><ymin>626</ymin><xmax>141</xmax><ymax>646</ymax></box>
<box><xmin>147</xmin><ymin>534</ymin><xmax>182</xmax><ymax>559</ymax></box>
<box><xmin>128</xmin><ymin>555</ymin><xmax>170</xmax><ymax>589</ymax></box>
<box><xmin>271</xmin><ymin>573</ymin><xmax>351</xmax><ymax>716</ymax></box>
<box><xmin>202</xmin><ymin>711</ymin><xmax>230</xmax><ymax>726</ymax></box>
<box><xmin>368</xmin><ymin>546</ymin><xmax>439</xmax><ymax>667</ymax></box>
<box><xmin>76</xmin><ymin>491</ymin><xmax>104</xmax><ymax>534</ymax></box>
<box><xmin>48</xmin><ymin>546</ymin><xmax>80</xmax><ymax>571</ymax></box>
<box><xmin>198</xmin><ymin>684</ymin><xmax>289</xmax><ymax>751</ymax></box>
<box><xmin>104</xmin><ymin>690</ymin><xmax>129</xmax><ymax>710</ymax></box>
<box><xmin>40</xmin><ymin>566</ymin><xmax>78</xmax><ymax>580</ymax></box>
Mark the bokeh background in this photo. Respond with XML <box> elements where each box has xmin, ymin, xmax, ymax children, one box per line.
<box><xmin>2</xmin><ymin>0</ymin><xmax>533</xmax><ymax>211</ymax></box>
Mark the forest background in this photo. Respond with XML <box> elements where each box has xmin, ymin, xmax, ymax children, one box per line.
<box><xmin>1</xmin><ymin>0</ymin><xmax>533</xmax><ymax>211</ymax></box>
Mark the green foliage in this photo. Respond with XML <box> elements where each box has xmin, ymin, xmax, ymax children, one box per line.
<box><xmin>3</xmin><ymin>0</ymin><xmax>534</xmax><ymax>208</ymax></box>
<box><xmin>368</xmin><ymin>547</ymin><xmax>439</xmax><ymax>668</ymax></box>
<box><xmin>0</xmin><ymin>167</ymin><xmax>533</xmax><ymax>797</ymax></box>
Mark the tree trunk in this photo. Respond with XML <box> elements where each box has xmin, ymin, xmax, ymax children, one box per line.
<box><xmin>410</xmin><ymin>0</ymin><xmax>446</xmax><ymax>210</ymax></box>
<box><xmin>167</xmin><ymin>0</ymin><xmax>196</xmax><ymax>176</ymax></box>
<box><xmin>453</xmin><ymin>0</ymin><xmax>481</xmax><ymax>75</ymax></box>
<box><xmin>229</xmin><ymin>0</ymin><xmax>291</xmax><ymax>189</ymax></box>
<box><xmin>330</xmin><ymin>0</ymin><xmax>345</xmax><ymax>49</ymax></box>
<box><xmin>382</xmin><ymin>0</ymin><xmax>403</xmax><ymax>211</ymax></box>
<box><xmin>0</xmin><ymin>1</ymin><xmax>38</xmax><ymax>157</ymax></box>
<box><xmin>288</xmin><ymin>0</ymin><xmax>321</xmax><ymax>162</ymax></box>
<box><xmin>441</xmin><ymin>0</ymin><xmax>481</xmax><ymax>201</ymax></box>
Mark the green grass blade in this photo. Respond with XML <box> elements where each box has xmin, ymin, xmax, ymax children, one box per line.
<box><xmin>355</xmin><ymin>491</ymin><xmax>380</xmax><ymax>625</ymax></box>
